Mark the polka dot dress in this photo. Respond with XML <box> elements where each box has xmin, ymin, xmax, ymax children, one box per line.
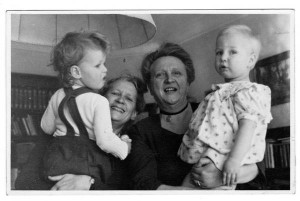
<box><xmin>178</xmin><ymin>81</ymin><xmax>272</xmax><ymax>170</ymax></box>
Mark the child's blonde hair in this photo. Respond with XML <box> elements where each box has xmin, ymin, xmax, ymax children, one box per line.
<box><xmin>50</xmin><ymin>31</ymin><xmax>111</xmax><ymax>87</ymax></box>
<box><xmin>217</xmin><ymin>24</ymin><xmax>261</xmax><ymax>64</ymax></box>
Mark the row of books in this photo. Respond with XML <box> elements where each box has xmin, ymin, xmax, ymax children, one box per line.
<box><xmin>264</xmin><ymin>137</ymin><xmax>290</xmax><ymax>169</ymax></box>
<box><xmin>11</xmin><ymin>87</ymin><xmax>55</xmax><ymax>110</ymax></box>
<box><xmin>11</xmin><ymin>114</ymin><xmax>41</xmax><ymax>137</ymax></box>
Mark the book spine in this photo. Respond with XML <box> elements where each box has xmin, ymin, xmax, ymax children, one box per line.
<box><xmin>28</xmin><ymin>88</ymin><xmax>33</xmax><ymax>110</ymax></box>
<box><xmin>11</xmin><ymin>87</ymin><xmax>16</xmax><ymax>109</ymax></box>
<box><xmin>14</xmin><ymin>118</ymin><xmax>22</xmax><ymax>136</ymax></box>
<box><xmin>21</xmin><ymin>117</ymin><xmax>31</xmax><ymax>136</ymax></box>
<box><xmin>42</xmin><ymin>89</ymin><xmax>47</xmax><ymax>109</ymax></box>
<box><xmin>15</xmin><ymin>88</ymin><xmax>20</xmax><ymax>109</ymax></box>
<box><xmin>273</xmin><ymin>144</ymin><xmax>279</xmax><ymax>168</ymax></box>
<box><xmin>264</xmin><ymin>143</ymin><xmax>269</xmax><ymax>168</ymax></box>
<box><xmin>24</xmin><ymin>88</ymin><xmax>28</xmax><ymax>110</ymax></box>
<box><xmin>286</xmin><ymin>143</ymin><xmax>290</xmax><ymax>168</ymax></box>
<box><xmin>11</xmin><ymin>121</ymin><xmax>17</xmax><ymax>137</ymax></box>
<box><xmin>26</xmin><ymin>114</ymin><xmax>38</xmax><ymax>136</ymax></box>
<box><xmin>38</xmin><ymin>89</ymin><xmax>43</xmax><ymax>110</ymax></box>
<box><xmin>269</xmin><ymin>143</ymin><xmax>274</xmax><ymax>168</ymax></box>
<box><xmin>266</xmin><ymin>143</ymin><xmax>271</xmax><ymax>168</ymax></box>
<box><xmin>19</xmin><ymin>88</ymin><xmax>24</xmax><ymax>109</ymax></box>
<box><xmin>15</xmin><ymin>117</ymin><xmax>26</xmax><ymax>137</ymax></box>
<box><xmin>279</xmin><ymin>144</ymin><xmax>285</xmax><ymax>168</ymax></box>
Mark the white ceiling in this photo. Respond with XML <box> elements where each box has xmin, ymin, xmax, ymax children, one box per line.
<box><xmin>11</xmin><ymin>13</ymin><xmax>248</xmax><ymax>58</ymax></box>
<box><xmin>113</xmin><ymin>14</ymin><xmax>248</xmax><ymax>57</ymax></box>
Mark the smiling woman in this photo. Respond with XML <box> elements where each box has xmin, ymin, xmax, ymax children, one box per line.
<box><xmin>101</xmin><ymin>74</ymin><xmax>148</xmax><ymax>136</ymax></box>
<box><xmin>125</xmin><ymin>42</ymin><xmax>266</xmax><ymax>190</ymax></box>
<box><xmin>149</xmin><ymin>56</ymin><xmax>189</xmax><ymax>111</ymax></box>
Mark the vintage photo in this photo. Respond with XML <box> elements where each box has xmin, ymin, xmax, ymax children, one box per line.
<box><xmin>7</xmin><ymin>10</ymin><xmax>294</xmax><ymax>194</ymax></box>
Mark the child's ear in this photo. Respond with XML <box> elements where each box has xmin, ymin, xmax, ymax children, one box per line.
<box><xmin>70</xmin><ymin>65</ymin><xmax>81</xmax><ymax>79</ymax></box>
<box><xmin>248</xmin><ymin>53</ymin><xmax>257</xmax><ymax>70</ymax></box>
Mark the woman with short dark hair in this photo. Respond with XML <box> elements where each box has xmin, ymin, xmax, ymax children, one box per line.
<box><xmin>126</xmin><ymin>42</ymin><xmax>266</xmax><ymax>190</ymax></box>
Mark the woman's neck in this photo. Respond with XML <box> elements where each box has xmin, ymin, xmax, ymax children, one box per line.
<box><xmin>112</xmin><ymin>122</ymin><xmax>124</xmax><ymax>136</ymax></box>
<box><xmin>160</xmin><ymin>102</ymin><xmax>193</xmax><ymax>135</ymax></box>
<box><xmin>159</xmin><ymin>99</ymin><xmax>188</xmax><ymax>114</ymax></box>
<box><xmin>160</xmin><ymin>102</ymin><xmax>189</xmax><ymax>116</ymax></box>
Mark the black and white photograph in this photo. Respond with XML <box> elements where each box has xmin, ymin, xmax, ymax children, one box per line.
<box><xmin>2</xmin><ymin>2</ymin><xmax>297</xmax><ymax>200</ymax></box>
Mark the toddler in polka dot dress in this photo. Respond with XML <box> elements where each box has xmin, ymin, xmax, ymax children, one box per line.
<box><xmin>178</xmin><ymin>25</ymin><xmax>272</xmax><ymax>190</ymax></box>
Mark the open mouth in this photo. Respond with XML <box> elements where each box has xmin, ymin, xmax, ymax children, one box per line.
<box><xmin>164</xmin><ymin>87</ymin><xmax>177</xmax><ymax>93</ymax></box>
<box><xmin>111</xmin><ymin>106</ymin><xmax>125</xmax><ymax>113</ymax></box>
<box><xmin>220</xmin><ymin>65</ymin><xmax>228</xmax><ymax>71</ymax></box>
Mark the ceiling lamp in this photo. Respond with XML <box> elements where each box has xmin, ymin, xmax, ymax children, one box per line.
<box><xmin>11</xmin><ymin>14</ymin><xmax>156</xmax><ymax>50</ymax></box>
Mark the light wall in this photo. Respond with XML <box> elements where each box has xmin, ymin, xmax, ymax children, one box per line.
<box><xmin>268</xmin><ymin>103</ymin><xmax>290</xmax><ymax>128</ymax></box>
<box><xmin>11</xmin><ymin>45</ymin><xmax>57</xmax><ymax>76</ymax></box>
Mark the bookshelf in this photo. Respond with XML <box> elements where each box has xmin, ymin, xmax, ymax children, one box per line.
<box><xmin>264</xmin><ymin>126</ymin><xmax>290</xmax><ymax>190</ymax></box>
<box><xmin>11</xmin><ymin>73</ymin><xmax>60</xmax><ymax>189</ymax></box>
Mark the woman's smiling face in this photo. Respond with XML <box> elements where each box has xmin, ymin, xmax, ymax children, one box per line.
<box><xmin>105</xmin><ymin>79</ymin><xmax>137</xmax><ymax>127</ymax></box>
<box><xmin>149</xmin><ymin>56</ymin><xmax>189</xmax><ymax>109</ymax></box>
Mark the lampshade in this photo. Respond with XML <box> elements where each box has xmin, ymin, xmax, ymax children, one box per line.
<box><xmin>11</xmin><ymin>14</ymin><xmax>156</xmax><ymax>49</ymax></box>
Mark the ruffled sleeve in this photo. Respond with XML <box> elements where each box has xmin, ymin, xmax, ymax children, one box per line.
<box><xmin>232</xmin><ymin>84</ymin><xmax>272</xmax><ymax>125</ymax></box>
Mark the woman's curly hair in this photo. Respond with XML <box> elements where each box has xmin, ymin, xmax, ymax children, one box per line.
<box><xmin>141</xmin><ymin>42</ymin><xmax>195</xmax><ymax>88</ymax></box>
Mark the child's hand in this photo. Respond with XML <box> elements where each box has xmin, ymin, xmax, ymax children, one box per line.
<box><xmin>120</xmin><ymin>134</ymin><xmax>132</xmax><ymax>143</ymax></box>
<box><xmin>125</xmin><ymin>141</ymin><xmax>132</xmax><ymax>154</ymax></box>
<box><xmin>187</xmin><ymin>128</ymin><xmax>199</xmax><ymax>140</ymax></box>
<box><xmin>121</xmin><ymin>135</ymin><xmax>132</xmax><ymax>154</ymax></box>
<box><xmin>222</xmin><ymin>157</ymin><xmax>241</xmax><ymax>186</ymax></box>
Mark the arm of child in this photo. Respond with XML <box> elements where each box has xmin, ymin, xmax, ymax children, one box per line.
<box><xmin>223</xmin><ymin>119</ymin><xmax>257</xmax><ymax>186</ymax></box>
<box><xmin>40</xmin><ymin>96</ymin><xmax>56</xmax><ymax>135</ymax></box>
<box><xmin>93</xmin><ymin>98</ymin><xmax>129</xmax><ymax>160</ymax></box>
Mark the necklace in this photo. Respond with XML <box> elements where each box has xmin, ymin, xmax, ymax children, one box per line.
<box><xmin>160</xmin><ymin>103</ymin><xmax>189</xmax><ymax>122</ymax></box>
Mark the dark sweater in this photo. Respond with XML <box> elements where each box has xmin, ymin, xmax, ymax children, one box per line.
<box><xmin>126</xmin><ymin>114</ymin><xmax>267</xmax><ymax>190</ymax></box>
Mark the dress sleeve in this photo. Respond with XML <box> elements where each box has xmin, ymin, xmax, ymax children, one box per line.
<box><xmin>125</xmin><ymin>125</ymin><xmax>161</xmax><ymax>190</ymax></box>
<box><xmin>232</xmin><ymin>85</ymin><xmax>272</xmax><ymax>124</ymax></box>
